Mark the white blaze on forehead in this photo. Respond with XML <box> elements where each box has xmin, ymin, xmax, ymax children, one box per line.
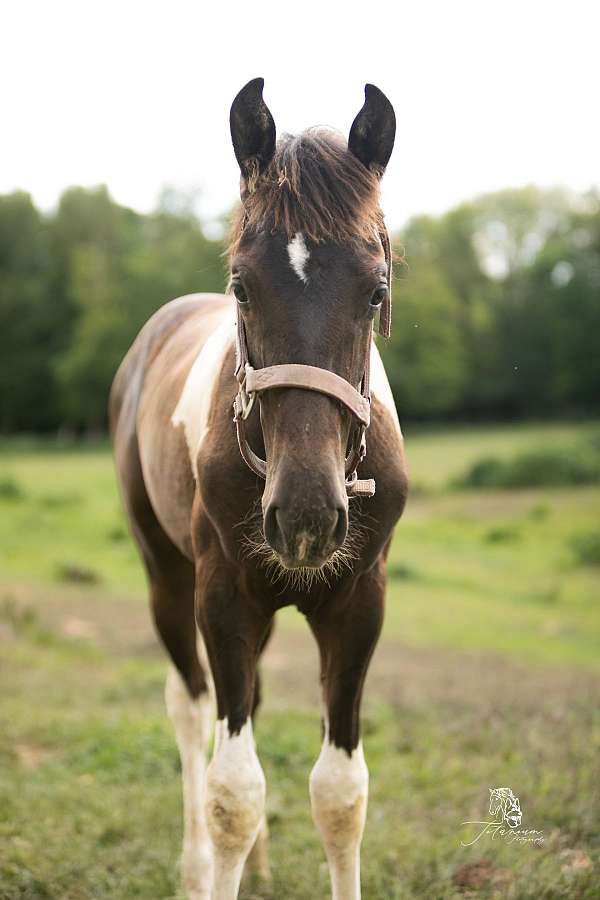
<box><xmin>287</xmin><ymin>231</ymin><xmax>310</xmax><ymax>283</ymax></box>
<box><xmin>171</xmin><ymin>310</ymin><xmax>235</xmax><ymax>479</ymax></box>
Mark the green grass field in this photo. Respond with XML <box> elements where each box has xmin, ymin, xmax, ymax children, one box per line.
<box><xmin>1</xmin><ymin>422</ymin><xmax>599</xmax><ymax>899</ymax></box>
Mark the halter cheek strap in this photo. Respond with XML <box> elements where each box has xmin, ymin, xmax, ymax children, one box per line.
<box><xmin>232</xmin><ymin>228</ymin><xmax>392</xmax><ymax>499</ymax></box>
<box><xmin>378</xmin><ymin>227</ymin><xmax>392</xmax><ymax>338</ymax></box>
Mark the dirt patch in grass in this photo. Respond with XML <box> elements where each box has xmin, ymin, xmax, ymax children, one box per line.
<box><xmin>4</xmin><ymin>582</ymin><xmax>598</xmax><ymax>716</ymax></box>
<box><xmin>1</xmin><ymin>582</ymin><xmax>599</xmax><ymax>900</ymax></box>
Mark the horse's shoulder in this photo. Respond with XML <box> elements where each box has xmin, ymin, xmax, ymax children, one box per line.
<box><xmin>365</xmin><ymin>341</ymin><xmax>408</xmax><ymax>521</ymax></box>
<box><xmin>142</xmin><ymin>294</ymin><xmax>231</xmax><ymax>354</ymax></box>
<box><xmin>369</xmin><ymin>340</ymin><xmax>402</xmax><ymax>439</ymax></box>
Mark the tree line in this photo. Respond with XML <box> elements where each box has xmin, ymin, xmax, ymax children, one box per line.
<box><xmin>0</xmin><ymin>184</ymin><xmax>598</xmax><ymax>432</ymax></box>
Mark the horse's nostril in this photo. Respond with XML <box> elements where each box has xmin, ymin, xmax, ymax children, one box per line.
<box><xmin>264</xmin><ymin>501</ymin><xmax>347</xmax><ymax>564</ymax></box>
<box><xmin>263</xmin><ymin>505</ymin><xmax>280</xmax><ymax>549</ymax></box>
<box><xmin>333</xmin><ymin>506</ymin><xmax>349</xmax><ymax>547</ymax></box>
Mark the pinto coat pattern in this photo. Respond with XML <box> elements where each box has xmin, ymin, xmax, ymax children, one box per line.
<box><xmin>110</xmin><ymin>79</ymin><xmax>407</xmax><ymax>900</ymax></box>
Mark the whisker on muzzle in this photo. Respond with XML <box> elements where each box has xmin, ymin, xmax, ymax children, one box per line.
<box><xmin>237</xmin><ymin>502</ymin><xmax>371</xmax><ymax>592</ymax></box>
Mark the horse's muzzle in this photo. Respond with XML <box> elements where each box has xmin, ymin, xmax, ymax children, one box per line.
<box><xmin>263</xmin><ymin>502</ymin><xmax>348</xmax><ymax>568</ymax></box>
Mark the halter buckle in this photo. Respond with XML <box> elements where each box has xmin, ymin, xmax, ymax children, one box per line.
<box><xmin>345</xmin><ymin>470</ymin><xmax>376</xmax><ymax>498</ymax></box>
<box><xmin>237</xmin><ymin>363</ymin><xmax>256</xmax><ymax>421</ymax></box>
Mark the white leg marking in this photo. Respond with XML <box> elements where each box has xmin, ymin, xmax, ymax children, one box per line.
<box><xmin>165</xmin><ymin>665</ymin><xmax>213</xmax><ymax>900</ymax></box>
<box><xmin>205</xmin><ymin>718</ymin><xmax>266</xmax><ymax>900</ymax></box>
<box><xmin>287</xmin><ymin>231</ymin><xmax>310</xmax><ymax>283</ymax></box>
<box><xmin>309</xmin><ymin>732</ymin><xmax>369</xmax><ymax>900</ymax></box>
<box><xmin>245</xmin><ymin>813</ymin><xmax>271</xmax><ymax>882</ymax></box>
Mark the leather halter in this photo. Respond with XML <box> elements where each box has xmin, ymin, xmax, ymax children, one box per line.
<box><xmin>233</xmin><ymin>229</ymin><xmax>392</xmax><ymax>499</ymax></box>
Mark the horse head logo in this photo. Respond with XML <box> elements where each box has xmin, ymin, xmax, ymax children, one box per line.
<box><xmin>489</xmin><ymin>787</ymin><xmax>522</xmax><ymax>828</ymax></box>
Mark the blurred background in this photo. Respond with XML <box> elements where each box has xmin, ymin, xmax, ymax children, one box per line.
<box><xmin>1</xmin><ymin>2</ymin><xmax>598</xmax><ymax>899</ymax></box>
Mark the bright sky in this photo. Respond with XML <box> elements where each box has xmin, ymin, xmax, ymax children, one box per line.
<box><xmin>3</xmin><ymin>0</ymin><xmax>598</xmax><ymax>232</ymax></box>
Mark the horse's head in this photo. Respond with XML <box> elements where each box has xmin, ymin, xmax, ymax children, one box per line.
<box><xmin>229</xmin><ymin>78</ymin><xmax>396</xmax><ymax>571</ymax></box>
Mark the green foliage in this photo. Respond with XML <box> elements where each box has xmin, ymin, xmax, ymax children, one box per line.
<box><xmin>382</xmin><ymin>258</ymin><xmax>467</xmax><ymax>415</ymax></box>
<box><xmin>387</xmin><ymin>561</ymin><xmax>420</xmax><ymax>580</ymax></box>
<box><xmin>484</xmin><ymin>525</ymin><xmax>521</xmax><ymax>543</ymax></box>
<box><xmin>0</xmin><ymin>193</ymin><xmax>61</xmax><ymax>430</ymax></box>
<box><xmin>1</xmin><ymin>183</ymin><xmax>600</xmax><ymax>430</ymax></box>
<box><xmin>455</xmin><ymin>436</ymin><xmax>600</xmax><ymax>489</ymax></box>
<box><xmin>0</xmin><ymin>475</ymin><xmax>25</xmax><ymax>500</ymax></box>
<box><xmin>383</xmin><ymin>186</ymin><xmax>600</xmax><ymax>420</ymax></box>
<box><xmin>0</xmin><ymin>186</ymin><xmax>226</xmax><ymax>431</ymax></box>
<box><xmin>570</xmin><ymin>530</ymin><xmax>600</xmax><ymax>566</ymax></box>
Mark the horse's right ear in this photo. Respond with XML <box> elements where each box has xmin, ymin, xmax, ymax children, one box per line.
<box><xmin>230</xmin><ymin>78</ymin><xmax>276</xmax><ymax>191</ymax></box>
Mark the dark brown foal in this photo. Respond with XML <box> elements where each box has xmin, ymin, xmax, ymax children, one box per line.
<box><xmin>110</xmin><ymin>79</ymin><xmax>407</xmax><ymax>900</ymax></box>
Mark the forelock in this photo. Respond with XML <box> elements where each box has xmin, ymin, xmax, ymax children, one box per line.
<box><xmin>229</xmin><ymin>128</ymin><xmax>384</xmax><ymax>257</ymax></box>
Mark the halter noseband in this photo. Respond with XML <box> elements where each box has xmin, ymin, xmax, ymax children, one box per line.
<box><xmin>232</xmin><ymin>229</ymin><xmax>392</xmax><ymax>499</ymax></box>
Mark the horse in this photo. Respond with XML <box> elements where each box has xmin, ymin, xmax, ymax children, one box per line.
<box><xmin>110</xmin><ymin>78</ymin><xmax>408</xmax><ymax>900</ymax></box>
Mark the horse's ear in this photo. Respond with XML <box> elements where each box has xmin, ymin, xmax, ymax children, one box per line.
<box><xmin>348</xmin><ymin>84</ymin><xmax>396</xmax><ymax>176</ymax></box>
<box><xmin>230</xmin><ymin>78</ymin><xmax>276</xmax><ymax>189</ymax></box>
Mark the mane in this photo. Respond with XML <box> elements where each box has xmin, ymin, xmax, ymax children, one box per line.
<box><xmin>229</xmin><ymin>128</ymin><xmax>384</xmax><ymax>257</ymax></box>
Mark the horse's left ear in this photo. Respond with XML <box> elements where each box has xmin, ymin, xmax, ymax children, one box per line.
<box><xmin>348</xmin><ymin>84</ymin><xmax>396</xmax><ymax>176</ymax></box>
<box><xmin>230</xmin><ymin>77</ymin><xmax>276</xmax><ymax>189</ymax></box>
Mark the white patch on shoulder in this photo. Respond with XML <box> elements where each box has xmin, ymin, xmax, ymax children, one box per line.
<box><xmin>370</xmin><ymin>340</ymin><xmax>402</xmax><ymax>437</ymax></box>
<box><xmin>171</xmin><ymin>311</ymin><xmax>235</xmax><ymax>478</ymax></box>
<box><xmin>287</xmin><ymin>232</ymin><xmax>310</xmax><ymax>283</ymax></box>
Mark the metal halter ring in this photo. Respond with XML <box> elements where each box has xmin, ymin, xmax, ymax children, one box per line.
<box><xmin>238</xmin><ymin>364</ymin><xmax>257</xmax><ymax>420</ymax></box>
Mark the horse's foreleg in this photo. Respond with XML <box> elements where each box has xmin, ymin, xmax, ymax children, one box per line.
<box><xmin>205</xmin><ymin>718</ymin><xmax>265</xmax><ymax>898</ymax></box>
<box><xmin>195</xmin><ymin>560</ymin><xmax>273</xmax><ymax>900</ymax></box>
<box><xmin>307</xmin><ymin>566</ymin><xmax>385</xmax><ymax>900</ymax></box>
<box><xmin>310</xmin><ymin>737</ymin><xmax>369</xmax><ymax>899</ymax></box>
<box><xmin>245</xmin><ymin>814</ymin><xmax>270</xmax><ymax>882</ymax></box>
<box><xmin>165</xmin><ymin>663</ymin><xmax>213</xmax><ymax>900</ymax></box>
<box><xmin>244</xmin><ymin>635</ymin><xmax>273</xmax><ymax>884</ymax></box>
<box><xmin>148</xmin><ymin>555</ymin><xmax>214</xmax><ymax>900</ymax></box>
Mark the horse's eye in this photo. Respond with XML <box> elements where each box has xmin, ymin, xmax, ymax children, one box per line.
<box><xmin>370</xmin><ymin>285</ymin><xmax>388</xmax><ymax>307</ymax></box>
<box><xmin>232</xmin><ymin>281</ymin><xmax>249</xmax><ymax>304</ymax></box>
